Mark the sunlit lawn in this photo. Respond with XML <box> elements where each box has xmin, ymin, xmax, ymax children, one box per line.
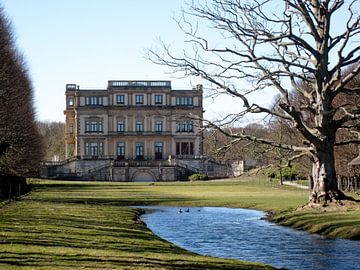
<box><xmin>28</xmin><ymin>178</ymin><xmax>309</xmax><ymax>211</ymax></box>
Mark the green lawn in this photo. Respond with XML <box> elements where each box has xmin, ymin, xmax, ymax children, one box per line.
<box><xmin>0</xmin><ymin>178</ymin><xmax>359</xmax><ymax>269</ymax></box>
<box><xmin>28</xmin><ymin>178</ymin><xmax>308</xmax><ymax>211</ymax></box>
<box><xmin>270</xmin><ymin>202</ymin><xmax>360</xmax><ymax>240</ymax></box>
<box><xmin>0</xmin><ymin>200</ymin><xmax>276</xmax><ymax>270</ymax></box>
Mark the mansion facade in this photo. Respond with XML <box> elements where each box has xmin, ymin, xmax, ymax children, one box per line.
<box><xmin>64</xmin><ymin>80</ymin><xmax>204</xmax><ymax>162</ymax></box>
<box><xmin>40</xmin><ymin>80</ymin><xmax>232</xmax><ymax>181</ymax></box>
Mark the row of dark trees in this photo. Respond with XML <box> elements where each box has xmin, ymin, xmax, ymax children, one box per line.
<box><xmin>0</xmin><ymin>8</ymin><xmax>42</xmax><ymax>198</ymax></box>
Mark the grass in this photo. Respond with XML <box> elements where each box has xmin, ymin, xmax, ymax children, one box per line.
<box><xmin>0</xmin><ymin>200</ymin><xmax>276</xmax><ymax>270</ymax></box>
<box><xmin>269</xmin><ymin>203</ymin><xmax>360</xmax><ymax>240</ymax></box>
<box><xmin>0</xmin><ymin>177</ymin><xmax>359</xmax><ymax>269</ymax></box>
<box><xmin>28</xmin><ymin>177</ymin><xmax>308</xmax><ymax>211</ymax></box>
<box><xmin>0</xmin><ymin>178</ymin><xmax>287</xmax><ymax>270</ymax></box>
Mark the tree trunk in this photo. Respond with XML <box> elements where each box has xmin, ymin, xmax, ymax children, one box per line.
<box><xmin>310</xmin><ymin>147</ymin><xmax>348</xmax><ymax>204</ymax></box>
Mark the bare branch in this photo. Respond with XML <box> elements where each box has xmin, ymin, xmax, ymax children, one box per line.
<box><xmin>335</xmin><ymin>139</ymin><xmax>360</xmax><ymax>146</ymax></box>
<box><xmin>204</xmin><ymin>118</ymin><xmax>312</xmax><ymax>152</ymax></box>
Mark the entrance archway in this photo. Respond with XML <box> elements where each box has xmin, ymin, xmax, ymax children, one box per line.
<box><xmin>132</xmin><ymin>170</ymin><xmax>156</xmax><ymax>182</ymax></box>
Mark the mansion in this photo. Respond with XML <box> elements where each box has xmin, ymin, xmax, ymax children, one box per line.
<box><xmin>42</xmin><ymin>80</ymin><xmax>232</xmax><ymax>181</ymax></box>
<box><xmin>64</xmin><ymin>80</ymin><xmax>203</xmax><ymax>161</ymax></box>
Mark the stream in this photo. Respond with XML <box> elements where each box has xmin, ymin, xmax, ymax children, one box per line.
<box><xmin>138</xmin><ymin>206</ymin><xmax>360</xmax><ymax>270</ymax></box>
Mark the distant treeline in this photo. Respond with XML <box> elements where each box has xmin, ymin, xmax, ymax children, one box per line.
<box><xmin>204</xmin><ymin>120</ymin><xmax>359</xmax><ymax>178</ymax></box>
<box><xmin>37</xmin><ymin>121</ymin><xmax>65</xmax><ymax>161</ymax></box>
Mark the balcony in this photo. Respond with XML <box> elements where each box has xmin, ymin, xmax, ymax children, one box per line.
<box><xmin>108</xmin><ymin>80</ymin><xmax>171</xmax><ymax>89</ymax></box>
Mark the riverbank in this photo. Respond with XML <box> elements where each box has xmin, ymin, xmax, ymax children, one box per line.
<box><xmin>268</xmin><ymin>202</ymin><xmax>360</xmax><ymax>240</ymax></box>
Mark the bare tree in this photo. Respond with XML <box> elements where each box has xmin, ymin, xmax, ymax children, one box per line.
<box><xmin>149</xmin><ymin>0</ymin><xmax>360</xmax><ymax>204</ymax></box>
<box><xmin>37</xmin><ymin>121</ymin><xmax>65</xmax><ymax>161</ymax></box>
<box><xmin>204</xmin><ymin>124</ymin><xmax>275</xmax><ymax>165</ymax></box>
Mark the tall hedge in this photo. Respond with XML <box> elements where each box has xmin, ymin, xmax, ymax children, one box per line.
<box><xmin>0</xmin><ymin>7</ymin><xmax>42</xmax><ymax>193</ymax></box>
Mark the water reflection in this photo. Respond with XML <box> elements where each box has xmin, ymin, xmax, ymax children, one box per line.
<box><xmin>138</xmin><ymin>206</ymin><xmax>360</xmax><ymax>270</ymax></box>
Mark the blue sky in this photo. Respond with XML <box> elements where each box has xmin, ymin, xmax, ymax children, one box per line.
<box><xmin>2</xmin><ymin>1</ymin><xmax>356</xmax><ymax>124</ymax></box>
<box><xmin>2</xmin><ymin>0</ymin><xmax>199</xmax><ymax>122</ymax></box>
<box><xmin>2</xmin><ymin>0</ymin><xmax>272</xmax><ymax>124</ymax></box>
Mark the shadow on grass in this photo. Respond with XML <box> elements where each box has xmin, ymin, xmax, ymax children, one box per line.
<box><xmin>0</xmin><ymin>211</ymin><xmax>275</xmax><ymax>269</ymax></box>
<box><xmin>28</xmin><ymin>181</ymin><xmax>198</xmax><ymax>206</ymax></box>
<box><xmin>0</xmin><ymin>251</ymin><xmax>275</xmax><ymax>270</ymax></box>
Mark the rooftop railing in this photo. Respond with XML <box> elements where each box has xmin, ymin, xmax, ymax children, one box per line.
<box><xmin>66</xmin><ymin>84</ymin><xmax>77</xmax><ymax>91</ymax></box>
<box><xmin>108</xmin><ymin>80</ymin><xmax>171</xmax><ymax>88</ymax></box>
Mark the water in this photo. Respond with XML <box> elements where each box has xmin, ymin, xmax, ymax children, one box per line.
<box><xmin>138</xmin><ymin>206</ymin><xmax>360</xmax><ymax>270</ymax></box>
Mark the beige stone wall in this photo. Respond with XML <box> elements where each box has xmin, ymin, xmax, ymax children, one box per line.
<box><xmin>65</xmin><ymin>81</ymin><xmax>203</xmax><ymax>159</ymax></box>
<box><xmin>79</xmin><ymin>96</ymin><xmax>85</xmax><ymax>106</ymax></box>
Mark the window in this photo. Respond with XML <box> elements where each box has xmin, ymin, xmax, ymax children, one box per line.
<box><xmin>189</xmin><ymin>142</ymin><xmax>194</xmax><ymax>155</ymax></box>
<box><xmin>91</xmin><ymin>143</ymin><xmax>98</xmax><ymax>156</ymax></box>
<box><xmin>155</xmin><ymin>120</ymin><xmax>163</xmax><ymax>132</ymax></box>
<box><xmin>176</xmin><ymin>121</ymin><xmax>193</xmax><ymax>132</ymax></box>
<box><xmin>176</xmin><ymin>96</ymin><xmax>193</xmax><ymax>106</ymax></box>
<box><xmin>69</xmin><ymin>123</ymin><xmax>74</xmax><ymax>134</ymax></box>
<box><xmin>176</xmin><ymin>142</ymin><xmax>194</xmax><ymax>155</ymax></box>
<box><xmin>117</xmin><ymin>142</ymin><xmax>125</xmax><ymax>159</ymax></box>
<box><xmin>135</xmin><ymin>95</ymin><xmax>144</xmax><ymax>105</ymax></box>
<box><xmin>176</xmin><ymin>142</ymin><xmax>180</xmax><ymax>155</ymax></box>
<box><xmin>135</xmin><ymin>143</ymin><xmax>144</xmax><ymax>160</ymax></box>
<box><xmin>116</xmin><ymin>94</ymin><xmax>125</xmax><ymax>104</ymax></box>
<box><xmin>136</xmin><ymin>121</ymin><xmax>144</xmax><ymax>132</ymax></box>
<box><xmin>117</xmin><ymin>121</ymin><xmax>125</xmax><ymax>132</ymax></box>
<box><xmin>85</xmin><ymin>142</ymin><xmax>103</xmax><ymax>157</ymax></box>
<box><xmin>155</xmin><ymin>95</ymin><xmax>163</xmax><ymax>105</ymax></box>
<box><xmin>99</xmin><ymin>143</ymin><xmax>103</xmax><ymax>156</ymax></box>
<box><xmin>85</xmin><ymin>120</ymin><xmax>103</xmax><ymax>133</ymax></box>
<box><xmin>85</xmin><ymin>96</ymin><xmax>103</xmax><ymax>106</ymax></box>
<box><xmin>90</xmin><ymin>122</ymin><xmax>97</xmax><ymax>132</ymax></box>
<box><xmin>155</xmin><ymin>142</ymin><xmax>163</xmax><ymax>160</ymax></box>
<box><xmin>68</xmin><ymin>97</ymin><xmax>74</xmax><ymax>107</ymax></box>
<box><xmin>188</xmin><ymin>121</ymin><xmax>193</xmax><ymax>132</ymax></box>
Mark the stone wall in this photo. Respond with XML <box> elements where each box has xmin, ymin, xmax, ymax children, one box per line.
<box><xmin>41</xmin><ymin>159</ymin><xmax>177</xmax><ymax>181</ymax></box>
<box><xmin>175</xmin><ymin>158</ymin><xmax>232</xmax><ymax>179</ymax></box>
